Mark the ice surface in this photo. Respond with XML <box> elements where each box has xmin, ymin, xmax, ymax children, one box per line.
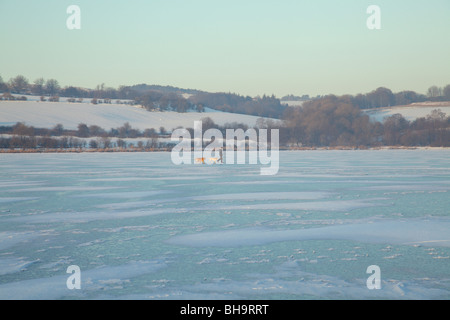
<box><xmin>200</xmin><ymin>198</ymin><xmax>389</xmax><ymax>212</ymax></box>
<box><xmin>71</xmin><ymin>190</ymin><xmax>171</xmax><ymax>199</ymax></box>
<box><xmin>0</xmin><ymin>231</ymin><xmax>44</xmax><ymax>250</ymax></box>
<box><xmin>0</xmin><ymin>197</ymin><xmax>40</xmax><ymax>203</ymax></box>
<box><xmin>166</xmin><ymin>218</ymin><xmax>450</xmax><ymax>248</ymax></box>
<box><xmin>0</xmin><ymin>257</ymin><xmax>39</xmax><ymax>276</ymax></box>
<box><xmin>0</xmin><ymin>260</ymin><xmax>166</xmax><ymax>300</ymax></box>
<box><xmin>130</xmin><ymin>260</ymin><xmax>449</xmax><ymax>300</ymax></box>
<box><xmin>4</xmin><ymin>208</ymin><xmax>176</xmax><ymax>224</ymax></box>
<box><xmin>0</xmin><ymin>150</ymin><xmax>449</xmax><ymax>299</ymax></box>
<box><xmin>190</xmin><ymin>192</ymin><xmax>332</xmax><ymax>201</ymax></box>
<box><xmin>8</xmin><ymin>186</ymin><xmax>121</xmax><ymax>193</ymax></box>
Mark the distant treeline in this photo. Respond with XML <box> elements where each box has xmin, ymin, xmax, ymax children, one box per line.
<box><xmin>1</xmin><ymin>74</ymin><xmax>450</xmax><ymax>149</ymax></box>
<box><xmin>2</xmin><ymin>101</ymin><xmax>448</xmax><ymax>151</ymax></box>
<box><xmin>189</xmin><ymin>93</ymin><xmax>287</xmax><ymax>118</ymax></box>
<box><xmin>3</xmin><ymin>73</ymin><xmax>450</xmax><ymax>119</ymax></box>
<box><xmin>0</xmin><ymin>119</ymin><xmax>253</xmax><ymax>151</ymax></box>
<box><xmin>0</xmin><ymin>122</ymin><xmax>164</xmax><ymax>139</ymax></box>
<box><xmin>281</xmin><ymin>95</ymin><xmax>450</xmax><ymax>147</ymax></box>
<box><xmin>0</xmin><ymin>122</ymin><xmax>163</xmax><ymax>151</ymax></box>
<box><xmin>135</xmin><ymin>91</ymin><xmax>198</xmax><ymax>113</ymax></box>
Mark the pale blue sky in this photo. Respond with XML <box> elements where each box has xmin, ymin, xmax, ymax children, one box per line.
<box><xmin>1</xmin><ymin>0</ymin><xmax>449</xmax><ymax>97</ymax></box>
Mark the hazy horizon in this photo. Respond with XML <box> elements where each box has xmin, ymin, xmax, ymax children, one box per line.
<box><xmin>1</xmin><ymin>0</ymin><xmax>449</xmax><ymax>97</ymax></box>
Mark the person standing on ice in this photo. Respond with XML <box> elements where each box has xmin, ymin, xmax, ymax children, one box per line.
<box><xmin>219</xmin><ymin>147</ymin><xmax>223</xmax><ymax>164</ymax></box>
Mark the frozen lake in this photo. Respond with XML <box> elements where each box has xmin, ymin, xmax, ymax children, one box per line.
<box><xmin>0</xmin><ymin>150</ymin><xmax>449</xmax><ymax>299</ymax></box>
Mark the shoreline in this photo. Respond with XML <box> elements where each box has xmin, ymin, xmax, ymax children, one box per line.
<box><xmin>1</xmin><ymin>146</ymin><xmax>448</xmax><ymax>154</ymax></box>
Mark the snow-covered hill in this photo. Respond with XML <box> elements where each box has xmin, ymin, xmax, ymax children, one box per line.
<box><xmin>365</xmin><ymin>102</ymin><xmax>450</xmax><ymax>122</ymax></box>
<box><xmin>3</xmin><ymin>97</ymin><xmax>448</xmax><ymax>133</ymax></box>
<box><xmin>0</xmin><ymin>98</ymin><xmax>274</xmax><ymax>131</ymax></box>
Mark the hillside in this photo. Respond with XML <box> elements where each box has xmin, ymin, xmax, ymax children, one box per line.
<box><xmin>0</xmin><ymin>98</ymin><xmax>274</xmax><ymax>132</ymax></box>
<box><xmin>364</xmin><ymin>102</ymin><xmax>450</xmax><ymax>122</ymax></box>
<box><xmin>125</xmin><ymin>84</ymin><xmax>205</xmax><ymax>96</ymax></box>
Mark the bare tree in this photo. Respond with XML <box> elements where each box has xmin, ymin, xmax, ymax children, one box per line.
<box><xmin>89</xmin><ymin>125</ymin><xmax>106</xmax><ymax>137</ymax></box>
<box><xmin>52</xmin><ymin>124</ymin><xmax>64</xmax><ymax>136</ymax></box>
<box><xmin>89</xmin><ymin>139</ymin><xmax>98</xmax><ymax>149</ymax></box>
<box><xmin>12</xmin><ymin>122</ymin><xmax>34</xmax><ymax>136</ymax></box>
<box><xmin>101</xmin><ymin>137</ymin><xmax>112</xmax><ymax>149</ymax></box>
<box><xmin>9</xmin><ymin>75</ymin><xmax>29</xmax><ymax>94</ymax></box>
<box><xmin>32</xmin><ymin>78</ymin><xmax>45</xmax><ymax>96</ymax></box>
<box><xmin>45</xmin><ymin>79</ymin><xmax>60</xmax><ymax>96</ymax></box>
<box><xmin>443</xmin><ymin>84</ymin><xmax>450</xmax><ymax>100</ymax></box>
<box><xmin>117</xmin><ymin>139</ymin><xmax>127</xmax><ymax>149</ymax></box>
<box><xmin>427</xmin><ymin>86</ymin><xmax>442</xmax><ymax>98</ymax></box>
<box><xmin>0</xmin><ymin>75</ymin><xmax>9</xmax><ymax>93</ymax></box>
<box><xmin>77</xmin><ymin>123</ymin><xmax>90</xmax><ymax>137</ymax></box>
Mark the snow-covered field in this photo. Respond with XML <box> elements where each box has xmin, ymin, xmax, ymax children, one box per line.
<box><xmin>365</xmin><ymin>103</ymin><xmax>450</xmax><ymax>122</ymax></box>
<box><xmin>0</xmin><ymin>99</ymin><xmax>272</xmax><ymax>131</ymax></box>
<box><xmin>281</xmin><ymin>100</ymin><xmax>305</xmax><ymax>107</ymax></box>
<box><xmin>2</xmin><ymin>97</ymin><xmax>447</xmax><ymax>133</ymax></box>
<box><xmin>0</xmin><ymin>150</ymin><xmax>449</xmax><ymax>300</ymax></box>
